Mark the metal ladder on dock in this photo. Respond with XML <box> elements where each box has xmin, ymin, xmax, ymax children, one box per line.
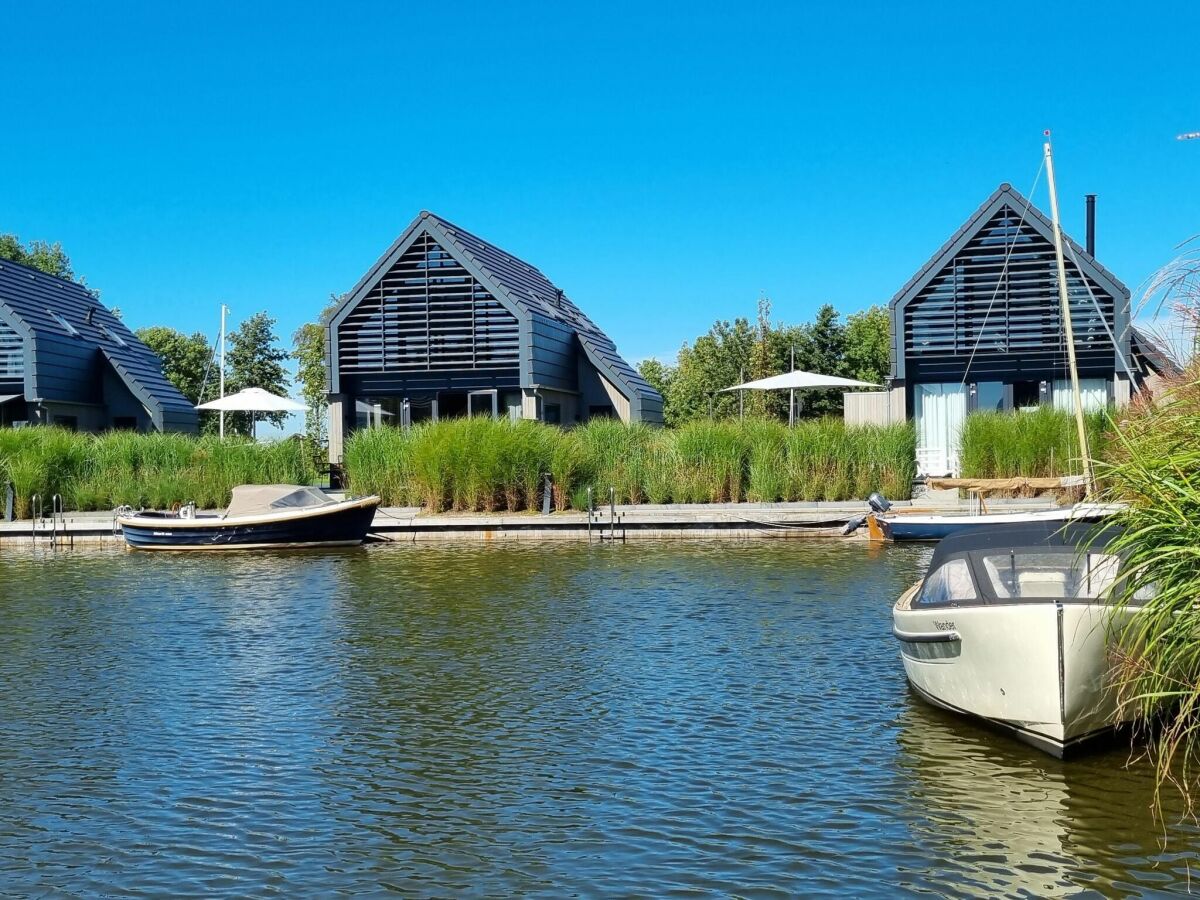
<box><xmin>587</xmin><ymin>486</ymin><xmax>626</xmax><ymax>543</ymax></box>
<box><xmin>30</xmin><ymin>494</ymin><xmax>70</xmax><ymax>548</ymax></box>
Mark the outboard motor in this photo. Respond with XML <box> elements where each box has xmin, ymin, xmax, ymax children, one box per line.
<box><xmin>840</xmin><ymin>514</ymin><xmax>866</xmax><ymax>536</ymax></box>
<box><xmin>867</xmin><ymin>492</ymin><xmax>892</xmax><ymax>515</ymax></box>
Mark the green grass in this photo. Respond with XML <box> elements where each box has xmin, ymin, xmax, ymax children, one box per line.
<box><xmin>343</xmin><ymin>417</ymin><xmax>917</xmax><ymax>511</ymax></box>
<box><xmin>0</xmin><ymin>428</ymin><xmax>316</xmax><ymax>516</ymax></box>
<box><xmin>959</xmin><ymin>407</ymin><xmax>1109</xmax><ymax>479</ymax></box>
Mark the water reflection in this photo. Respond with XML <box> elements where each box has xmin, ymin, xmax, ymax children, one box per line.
<box><xmin>894</xmin><ymin>694</ymin><xmax>1198</xmax><ymax>896</ymax></box>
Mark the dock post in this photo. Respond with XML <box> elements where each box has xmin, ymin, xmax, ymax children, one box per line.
<box><xmin>3</xmin><ymin>482</ymin><xmax>11</xmax><ymax>523</ymax></box>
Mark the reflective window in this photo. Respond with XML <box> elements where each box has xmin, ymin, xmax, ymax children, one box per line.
<box><xmin>980</xmin><ymin>552</ymin><xmax>1120</xmax><ymax>599</ymax></box>
<box><xmin>974</xmin><ymin>381</ymin><xmax>1005</xmax><ymax>412</ymax></box>
<box><xmin>919</xmin><ymin>558</ymin><xmax>977</xmax><ymax>605</ymax></box>
<box><xmin>48</xmin><ymin>310</ymin><xmax>79</xmax><ymax>337</ymax></box>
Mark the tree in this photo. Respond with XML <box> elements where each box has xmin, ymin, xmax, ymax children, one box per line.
<box><xmin>792</xmin><ymin>303</ymin><xmax>847</xmax><ymax>417</ymax></box>
<box><xmin>664</xmin><ymin>316</ymin><xmax>757</xmax><ymax>425</ymax></box>
<box><xmin>0</xmin><ymin>234</ymin><xmax>76</xmax><ymax>281</ymax></box>
<box><xmin>844</xmin><ymin>304</ymin><xmax>891</xmax><ymax>386</ymax></box>
<box><xmin>292</xmin><ymin>296</ymin><xmax>341</xmax><ymax>447</ymax></box>
<box><xmin>637</xmin><ymin>357</ymin><xmax>674</xmax><ymax>402</ymax></box>
<box><xmin>137</xmin><ymin>326</ymin><xmax>217</xmax><ymax>432</ymax></box>
<box><xmin>136</xmin><ymin>327</ymin><xmax>214</xmax><ymax>403</ymax></box>
<box><xmin>226</xmin><ymin>312</ymin><xmax>291</xmax><ymax>434</ymax></box>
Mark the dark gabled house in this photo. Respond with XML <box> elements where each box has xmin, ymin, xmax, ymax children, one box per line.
<box><xmin>324</xmin><ymin>210</ymin><xmax>663</xmax><ymax>461</ymax></box>
<box><xmin>0</xmin><ymin>258</ymin><xmax>197</xmax><ymax>433</ymax></box>
<box><xmin>885</xmin><ymin>183</ymin><xmax>1169</xmax><ymax>477</ymax></box>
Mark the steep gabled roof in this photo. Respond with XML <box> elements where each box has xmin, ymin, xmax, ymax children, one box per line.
<box><xmin>888</xmin><ymin>182</ymin><xmax>1134</xmax><ymax>382</ymax></box>
<box><xmin>890</xmin><ymin>182</ymin><xmax>1130</xmax><ymax>312</ymax></box>
<box><xmin>0</xmin><ymin>258</ymin><xmax>197</xmax><ymax>429</ymax></box>
<box><xmin>329</xmin><ymin>211</ymin><xmax>661</xmax><ymax>410</ymax></box>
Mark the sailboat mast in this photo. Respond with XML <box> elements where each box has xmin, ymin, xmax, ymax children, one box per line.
<box><xmin>1043</xmin><ymin>135</ymin><xmax>1095</xmax><ymax>493</ymax></box>
<box><xmin>219</xmin><ymin>303</ymin><xmax>227</xmax><ymax>441</ymax></box>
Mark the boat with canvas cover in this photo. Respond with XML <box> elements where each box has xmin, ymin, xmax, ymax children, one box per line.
<box><xmin>892</xmin><ymin>521</ymin><xmax>1145</xmax><ymax>757</ymax></box>
<box><xmin>117</xmin><ymin>485</ymin><xmax>380</xmax><ymax>551</ymax></box>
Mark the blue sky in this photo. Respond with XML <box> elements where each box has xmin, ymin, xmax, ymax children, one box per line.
<box><xmin>3</xmin><ymin>2</ymin><xmax>1198</xmax><ymax>389</ymax></box>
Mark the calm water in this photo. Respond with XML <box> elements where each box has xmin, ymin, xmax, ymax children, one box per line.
<box><xmin>0</xmin><ymin>541</ymin><xmax>1195</xmax><ymax>896</ymax></box>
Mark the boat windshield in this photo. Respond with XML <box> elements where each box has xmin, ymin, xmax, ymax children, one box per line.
<box><xmin>918</xmin><ymin>558</ymin><xmax>977</xmax><ymax>605</ymax></box>
<box><xmin>977</xmin><ymin>550</ymin><xmax>1120</xmax><ymax>600</ymax></box>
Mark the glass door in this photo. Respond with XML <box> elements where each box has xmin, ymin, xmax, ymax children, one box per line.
<box><xmin>914</xmin><ymin>383</ymin><xmax>967</xmax><ymax>477</ymax></box>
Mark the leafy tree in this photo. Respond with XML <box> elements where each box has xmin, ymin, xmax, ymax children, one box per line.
<box><xmin>650</xmin><ymin>299</ymin><xmax>892</xmax><ymax>424</ymax></box>
<box><xmin>292</xmin><ymin>296</ymin><xmax>341</xmax><ymax>447</ymax></box>
<box><xmin>636</xmin><ymin>357</ymin><xmax>674</xmax><ymax>401</ymax></box>
<box><xmin>844</xmin><ymin>304</ymin><xmax>891</xmax><ymax>385</ymax></box>
<box><xmin>664</xmin><ymin>316</ymin><xmax>757</xmax><ymax>425</ymax></box>
<box><xmin>136</xmin><ymin>327</ymin><xmax>214</xmax><ymax>403</ymax></box>
<box><xmin>792</xmin><ymin>303</ymin><xmax>847</xmax><ymax>417</ymax></box>
<box><xmin>136</xmin><ymin>326</ymin><xmax>217</xmax><ymax>432</ymax></box>
<box><xmin>0</xmin><ymin>233</ymin><xmax>76</xmax><ymax>281</ymax></box>
<box><xmin>226</xmin><ymin>312</ymin><xmax>291</xmax><ymax>434</ymax></box>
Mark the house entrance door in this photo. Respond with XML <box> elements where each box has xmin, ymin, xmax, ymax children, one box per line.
<box><xmin>914</xmin><ymin>383</ymin><xmax>967</xmax><ymax>477</ymax></box>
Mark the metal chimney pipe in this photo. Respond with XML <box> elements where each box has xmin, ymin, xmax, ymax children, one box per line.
<box><xmin>1085</xmin><ymin>194</ymin><xmax>1096</xmax><ymax>256</ymax></box>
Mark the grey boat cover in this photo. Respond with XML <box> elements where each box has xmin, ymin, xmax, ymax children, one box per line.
<box><xmin>225</xmin><ymin>485</ymin><xmax>337</xmax><ymax>518</ymax></box>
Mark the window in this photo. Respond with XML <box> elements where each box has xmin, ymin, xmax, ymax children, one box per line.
<box><xmin>1012</xmin><ymin>380</ymin><xmax>1045</xmax><ymax>410</ymax></box>
<box><xmin>589</xmin><ymin>404</ymin><xmax>616</xmax><ymax>420</ymax></box>
<box><xmin>918</xmin><ymin>558</ymin><xmax>977</xmax><ymax>606</ymax></box>
<box><xmin>980</xmin><ymin>551</ymin><xmax>1120</xmax><ymax>600</ymax></box>
<box><xmin>48</xmin><ymin>310</ymin><xmax>79</xmax><ymax>337</ymax></box>
<box><xmin>99</xmin><ymin>323</ymin><xmax>128</xmax><ymax>347</ymax></box>
<box><xmin>973</xmin><ymin>381</ymin><xmax>1005</xmax><ymax>412</ymax></box>
<box><xmin>112</xmin><ymin>417</ymin><xmax>137</xmax><ymax>430</ymax></box>
<box><xmin>544</xmin><ymin>403</ymin><xmax>562</xmax><ymax>425</ymax></box>
<box><xmin>52</xmin><ymin>415</ymin><xmax>78</xmax><ymax>431</ymax></box>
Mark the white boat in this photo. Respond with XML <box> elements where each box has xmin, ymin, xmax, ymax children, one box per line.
<box><xmin>892</xmin><ymin>521</ymin><xmax>1143</xmax><ymax>756</ymax></box>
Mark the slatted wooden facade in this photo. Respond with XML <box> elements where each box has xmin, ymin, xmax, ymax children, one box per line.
<box><xmin>902</xmin><ymin>203</ymin><xmax>1118</xmax><ymax>382</ymax></box>
<box><xmin>891</xmin><ymin>183</ymin><xmax>1131</xmax><ymax>387</ymax></box>
<box><xmin>337</xmin><ymin>232</ymin><xmax>521</xmax><ymax>375</ymax></box>
<box><xmin>0</xmin><ymin>318</ymin><xmax>23</xmax><ymax>381</ymax></box>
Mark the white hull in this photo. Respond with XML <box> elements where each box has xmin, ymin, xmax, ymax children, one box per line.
<box><xmin>893</xmin><ymin>584</ymin><xmax>1136</xmax><ymax>756</ymax></box>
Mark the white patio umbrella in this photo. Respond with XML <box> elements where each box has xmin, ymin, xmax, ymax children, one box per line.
<box><xmin>196</xmin><ymin>387</ymin><xmax>306</xmax><ymax>438</ymax></box>
<box><xmin>719</xmin><ymin>370</ymin><xmax>880</xmax><ymax>392</ymax></box>
<box><xmin>719</xmin><ymin>369</ymin><xmax>881</xmax><ymax>424</ymax></box>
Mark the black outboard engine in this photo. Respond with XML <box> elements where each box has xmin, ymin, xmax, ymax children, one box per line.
<box><xmin>867</xmin><ymin>492</ymin><xmax>892</xmax><ymax>515</ymax></box>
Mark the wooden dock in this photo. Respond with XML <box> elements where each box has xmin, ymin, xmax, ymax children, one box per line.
<box><xmin>0</xmin><ymin>497</ymin><xmax>1063</xmax><ymax>545</ymax></box>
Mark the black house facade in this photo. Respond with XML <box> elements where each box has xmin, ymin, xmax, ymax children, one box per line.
<box><xmin>886</xmin><ymin>183</ymin><xmax>1166</xmax><ymax>477</ymax></box>
<box><xmin>325</xmin><ymin>211</ymin><xmax>663</xmax><ymax>461</ymax></box>
<box><xmin>0</xmin><ymin>259</ymin><xmax>197</xmax><ymax>433</ymax></box>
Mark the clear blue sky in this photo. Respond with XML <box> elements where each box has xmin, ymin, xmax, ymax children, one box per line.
<box><xmin>4</xmin><ymin>1</ymin><xmax>1198</xmax><ymax>374</ymax></box>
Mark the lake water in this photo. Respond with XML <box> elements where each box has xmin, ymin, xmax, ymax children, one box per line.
<box><xmin>0</xmin><ymin>541</ymin><xmax>1195</xmax><ymax>896</ymax></box>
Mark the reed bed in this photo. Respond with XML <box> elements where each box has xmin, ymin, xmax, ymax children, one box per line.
<box><xmin>343</xmin><ymin>418</ymin><xmax>917</xmax><ymax>511</ymax></box>
<box><xmin>0</xmin><ymin>428</ymin><xmax>316</xmax><ymax>517</ymax></box>
<box><xmin>1096</xmin><ymin>371</ymin><xmax>1200</xmax><ymax>809</ymax></box>
<box><xmin>959</xmin><ymin>407</ymin><xmax>1109</xmax><ymax>480</ymax></box>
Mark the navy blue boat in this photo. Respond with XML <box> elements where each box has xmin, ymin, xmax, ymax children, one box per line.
<box><xmin>117</xmin><ymin>485</ymin><xmax>381</xmax><ymax>551</ymax></box>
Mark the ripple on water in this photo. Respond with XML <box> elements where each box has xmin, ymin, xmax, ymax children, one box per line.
<box><xmin>0</xmin><ymin>541</ymin><xmax>1195</xmax><ymax>896</ymax></box>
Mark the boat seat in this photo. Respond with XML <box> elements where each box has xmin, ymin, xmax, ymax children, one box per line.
<box><xmin>1017</xmin><ymin>570</ymin><xmax>1067</xmax><ymax>598</ymax></box>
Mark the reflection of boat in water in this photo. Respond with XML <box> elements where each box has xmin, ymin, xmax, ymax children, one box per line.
<box><xmin>117</xmin><ymin>485</ymin><xmax>380</xmax><ymax>551</ymax></box>
<box><xmin>891</xmin><ymin>698</ymin><xmax>1192</xmax><ymax>897</ymax></box>
<box><xmin>891</xmin><ymin>521</ymin><xmax>1143</xmax><ymax>757</ymax></box>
